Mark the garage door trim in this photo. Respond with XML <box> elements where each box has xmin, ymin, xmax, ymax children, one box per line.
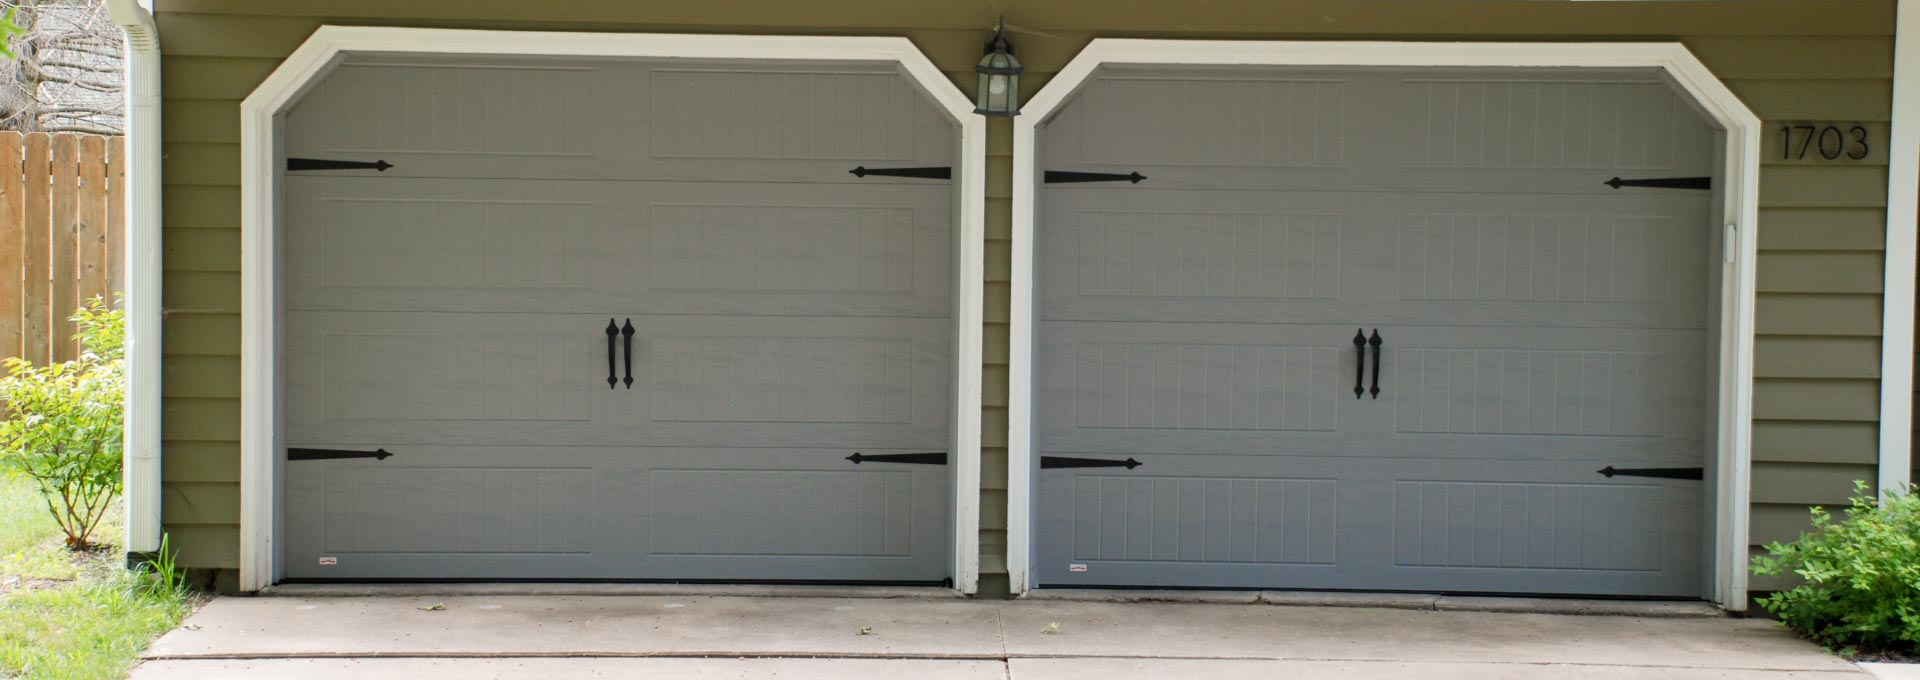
<box><xmin>237</xmin><ymin>26</ymin><xmax>988</xmax><ymax>593</ymax></box>
<box><xmin>1005</xmin><ymin>39</ymin><xmax>1761</xmax><ymax>609</ymax></box>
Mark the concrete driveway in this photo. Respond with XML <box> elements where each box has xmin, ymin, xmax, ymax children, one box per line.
<box><xmin>131</xmin><ymin>590</ymin><xmax>1868</xmax><ymax>679</ymax></box>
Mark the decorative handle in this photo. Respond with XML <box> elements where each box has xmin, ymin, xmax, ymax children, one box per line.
<box><xmin>605</xmin><ymin>318</ymin><xmax>618</xmax><ymax>389</ymax></box>
<box><xmin>1353</xmin><ymin>329</ymin><xmax>1367</xmax><ymax>399</ymax></box>
<box><xmin>1368</xmin><ymin>329</ymin><xmax>1383</xmax><ymax>399</ymax></box>
<box><xmin>621</xmin><ymin>319</ymin><xmax>635</xmax><ymax>389</ymax></box>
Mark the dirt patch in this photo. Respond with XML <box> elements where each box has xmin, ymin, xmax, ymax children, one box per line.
<box><xmin>1</xmin><ymin>575</ymin><xmax>72</xmax><ymax>592</ymax></box>
<box><xmin>1851</xmin><ymin>649</ymin><xmax>1920</xmax><ymax>664</ymax></box>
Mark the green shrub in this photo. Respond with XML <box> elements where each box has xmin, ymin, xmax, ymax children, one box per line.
<box><xmin>0</xmin><ymin>296</ymin><xmax>123</xmax><ymax>550</ymax></box>
<box><xmin>1751</xmin><ymin>480</ymin><xmax>1920</xmax><ymax>655</ymax></box>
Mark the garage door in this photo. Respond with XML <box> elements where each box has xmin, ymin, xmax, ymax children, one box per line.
<box><xmin>1034</xmin><ymin>66</ymin><xmax>1715</xmax><ymax>596</ymax></box>
<box><xmin>279</xmin><ymin>55</ymin><xmax>957</xmax><ymax>582</ymax></box>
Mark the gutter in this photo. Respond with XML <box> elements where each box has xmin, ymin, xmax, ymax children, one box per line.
<box><xmin>105</xmin><ymin>0</ymin><xmax>160</xmax><ymax>558</ymax></box>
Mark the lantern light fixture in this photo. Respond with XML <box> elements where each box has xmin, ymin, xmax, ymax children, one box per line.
<box><xmin>974</xmin><ymin>20</ymin><xmax>1022</xmax><ymax>116</ymax></box>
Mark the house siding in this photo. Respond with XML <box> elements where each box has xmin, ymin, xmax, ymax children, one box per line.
<box><xmin>152</xmin><ymin>0</ymin><xmax>1897</xmax><ymax>586</ymax></box>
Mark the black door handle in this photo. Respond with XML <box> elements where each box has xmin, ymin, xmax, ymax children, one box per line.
<box><xmin>1352</xmin><ymin>329</ymin><xmax>1366</xmax><ymax>399</ymax></box>
<box><xmin>621</xmin><ymin>319</ymin><xmax>635</xmax><ymax>389</ymax></box>
<box><xmin>605</xmin><ymin>318</ymin><xmax>618</xmax><ymax>389</ymax></box>
<box><xmin>1368</xmin><ymin>329</ymin><xmax>1383</xmax><ymax>399</ymax></box>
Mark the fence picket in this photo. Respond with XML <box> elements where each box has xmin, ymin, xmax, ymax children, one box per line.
<box><xmin>106</xmin><ymin>136</ymin><xmax>125</xmax><ymax>296</ymax></box>
<box><xmin>49</xmin><ymin>133</ymin><xmax>78</xmax><ymax>363</ymax></box>
<box><xmin>0</xmin><ymin>134</ymin><xmax>19</xmax><ymax>360</ymax></box>
<box><xmin>1</xmin><ymin>132</ymin><xmax>119</xmax><ymax>366</ymax></box>
<box><xmin>78</xmin><ymin>135</ymin><xmax>106</xmax><ymax>314</ymax></box>
<box><xmin>21</xmin><ymin>133</ymin><xmax>50</xmax><ymax>366</ymax></box>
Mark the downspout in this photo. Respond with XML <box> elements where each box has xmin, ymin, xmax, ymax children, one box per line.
<box><xmin>1883</xmin><ymin>0</ymin><xmax>1919</xmax><ymax>498</ymax></box>
<box><xmin>105</xmin><ymin>0</ymin><xmax>160</xmax><ymax>558</ymax></box>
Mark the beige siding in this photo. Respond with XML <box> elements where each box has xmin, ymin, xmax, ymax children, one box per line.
<box><xmin>155</xmin><ymin>0</ymin><xmax>1897</xmax><ymax>578</ymax></box>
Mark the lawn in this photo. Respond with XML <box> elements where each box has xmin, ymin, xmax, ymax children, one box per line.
<box><xmin>0</xmin><ymin>475</ymin><xmax>198</xmax><ymax>680</ymax></box>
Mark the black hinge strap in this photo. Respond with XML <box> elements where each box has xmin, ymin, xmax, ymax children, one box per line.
<box><xmin>850</xmin><ymin>166</ymin><xmax>951</xmax><ymax>180</ymax></box>
<box><xmin>288</xmin><ymin>447</ymin><xmax>393</xmax><ymax>461</ymax></box>
<box><xmin>1045</xmin><ymin>170</ymin><xmax>1146</xmax><ymax>184</ymax></box>
<box><xmin>846</xmin><ymin>452</ymin><xmax>948</xmax><ymax>465</ymax></box>
<box><xmin>288</xmin><ymin>158</ymin><xmax>393</xmax><ymax>172</ymax></box>
<box><xmin>1597</xmin><ymin>466</ymin><xmax>1703</xmax><ymax>480</ymax></box>
<box><xmin>1604</xmin><ymin>176</ymin><xmax>1710</xmax><ymax>191</ymax></box>
<box><xmin>1041</xmin><ymin>455</ymin><xmax>1142</xmax><ymax>470</ymax></box>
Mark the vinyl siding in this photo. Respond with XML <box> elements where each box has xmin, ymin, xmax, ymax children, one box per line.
<box><xmin>153</xmin><ymin>0</ymin><xmax>1896</xmax><ymax>576</ymax></box>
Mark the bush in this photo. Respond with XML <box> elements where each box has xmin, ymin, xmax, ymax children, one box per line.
<box><xmin>0</xmin><ymin>296</ymin><xmax>123</xmax><ymax>550</ymax></box>
<box><xmin>1751</xmin><ymin>480</ymin><xmax>1920</xmax><ymax>656</ymax></box>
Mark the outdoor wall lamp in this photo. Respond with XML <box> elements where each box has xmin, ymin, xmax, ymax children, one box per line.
<box><xmin>974</xmin><ymin>21</ymin><xmax>1023</xmax><ymax>116</ymax></box>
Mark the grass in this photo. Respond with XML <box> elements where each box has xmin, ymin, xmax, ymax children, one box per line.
<box><xmin>0</xmin><ymin>475</ymin><xmax>198</xmax><ymax>680</ymax></box>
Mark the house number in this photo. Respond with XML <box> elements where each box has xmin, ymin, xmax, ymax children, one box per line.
<box><xmin>1780</xmin><ymin>124</ymin><xmax>1869</xmax><ymax>161</ymax></box>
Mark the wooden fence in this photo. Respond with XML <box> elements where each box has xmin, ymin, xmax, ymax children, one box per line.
<box><xmin>0</xmin><ymin>131</ymin><xmax>125</xmax><ymax>367</ymax></box>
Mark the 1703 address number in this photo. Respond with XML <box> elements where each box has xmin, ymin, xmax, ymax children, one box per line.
<box><xmin>1780</xmin><ymin>124</ymin><xmax>1869</xmax><ymax>161</ymax></box>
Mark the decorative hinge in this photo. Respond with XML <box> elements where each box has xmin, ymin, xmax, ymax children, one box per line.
<box><xmin>849</xmin><ymin>166</ymin><xmax>951</xmax><ymax>180</ymax></box>
<box><xmin>1604</xmin><ymin>176</ymin><xmax>1710</xmax><ymax>191</ymax></box>
<box><xmin>846</xmin><ymin>452</ymin><xmax>948</xmax><ymax>465</ymax></box>
<box><xmin>1597</xmin><ymin>466</ymin><xmax>1703</xmax><ymax>480</ymax></box>
<box><xmin>288</xmin><ymin>157</ymin><xmax>393</xmax><ymax>172</ymax></box>
<box><xmin>1045</xmin><ymin>170</ymin><xmax>1146</xmax><ymax>184</ymax></box>
<box><xmin>1041</xmin><ymin>455</ymin><xmax>1142</xmax><ymax>470</ymax></box>
<box><xmin>288</xmin><ymin>447</ymin><xmax>393</xmax><ymax>461</ymax></box>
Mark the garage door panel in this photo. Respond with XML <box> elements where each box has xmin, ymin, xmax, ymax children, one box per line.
<box><xmin>1391</xmin><ymin>347</ymin><xmax>1707</xmax><ymax>442</ymax></box>
<box><xmin>1379</xmin><ymin>193</ymin><xmax>1714</xmax><ymax>327</ymax></box>
<box><xmin>1037</xmin><ymin>322</ymin><xmax>1349</xmax><ymax>448</ymax></box>
<box><xmin>634</xmin><ymin>315</ymin><xmax>949</xmax><ymax>449</ymax></box>
<box><xmin>1037</xmin><ymin>454</ymin><xmax>1701</xmax><ymax>594</ymax></box>
<box><xmin>287</xmin><ymin>312</ymin><xmax>950</xmax><ymax>449</ymax></box>
<box><xmin>1399</xmin><ymin>76</ymin><xmax>1710</xmax><ymax>174</ymax></box>
<box><xmin>287</xmin><ymin>177</ymin><xmax>951</xmax><ymax>316</ymax></box>
<box><xmin>1047</xmin><ymin>73</ymin><xmax>1352</xmax><ymax>169</ymax></box>
<box><xmin>286</xmin><ymin>57</ymin><xmax>953</xmax><ymax>183</ymax></box>
<box><xmin>1039</xmin><ymin>188</ymin><xmax>1361</xmax><ymax>325</ymax></box>
<box><xmin>1065</xmin><ymin>473</ymin><xmax>1340</xmax><ymax>566</ymax></box>
<box><xmin>647</xmin><ymin>335</ymin><xmax>915</xmax><ymax>426</ymax></box>
<box><xmin>1390</xmin><ymin>479</ymin><xmax>1667</xmax><ymax>573</ymax></box>
<box><xmin>638</xmin><ymin>446</ymin><xmax>950</xmax><ymax>582</ymax></box>
<box><xmin>1042</xmin><ymin>188</ymin><xmax>1709</xmax><ymax>328</ymax></box>
<box><xmin>1045</xmin><ymin>66</ymin><xmax>1710</xmax><ymax>182</ymax></box>
<box><xmin>1039</xmin><ymin>321</ymin><xmax>1705</xmax><ymax>454</ymax></box>
<box><xmin>283</xmin><ymin>446</ymin><xmax>947</xmax><ymax>581</ymax></box>
<box><xmin>1381</xmin><ymin>325</ymin><xmax>1711</xmax><ymax>447</ymax></box>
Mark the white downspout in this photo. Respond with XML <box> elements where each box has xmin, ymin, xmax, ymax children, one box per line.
<box><xmin>105</xmin><ymin>0</ymin><xmax>160</xmax><ymax>558</ymax></box>
<box><xmin>1882</xmin><ymin>0</ymin><xmax>1919</xmax><ymax>498</ymax></box>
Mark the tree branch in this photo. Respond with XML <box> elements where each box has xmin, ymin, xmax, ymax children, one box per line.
<box><xmin>38</xmin><ymin>122</ymin><xmax>119</xmax><ymax>135</ymax></box>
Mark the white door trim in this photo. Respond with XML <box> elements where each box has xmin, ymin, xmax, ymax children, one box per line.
<box><xmin>238</xmin><ymin>26</ymin><xmax>987</xmax><ymax>593</ymax></box>
<box><xmin>1007</xmin><ymin>39</ymin><xmax>1760</xmax><ymax>609</ymax></box>
<box><xmin>1880</xmin><ymin>0</ymin><xmax>1918</xmax><ymax>498</ymax></box>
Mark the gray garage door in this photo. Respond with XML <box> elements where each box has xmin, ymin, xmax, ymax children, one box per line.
<box><xmin>280</xmin><ymin>55</ymin><xmax>956</xmax><ymax>582</ymax></box>
<box><xmin>1035</xmin><ymin>66</ymin><xmax>1715</xmax><ymax>596</ymax></box>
